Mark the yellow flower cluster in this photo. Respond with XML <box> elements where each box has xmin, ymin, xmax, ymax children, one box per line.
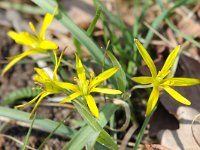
<box><xmin>132</xmin><ymin>39</ymin><xmax>200</xmax><ymax>116</ymax></box>
<box><xmin>1</xmin><ymin>6</ymin><xmax>200</xmax><ymax>119</ymax></box>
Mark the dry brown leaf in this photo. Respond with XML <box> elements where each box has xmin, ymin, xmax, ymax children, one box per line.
<box><xmin>178</xmin><ymin>17</ymin><xmax>200</xmax><ymax>37</ymax></box>
<box><xmin>158</xmin><ymin>107</ymin><xmax>200</xmax><ymax>150</ymax></box>
<box><xmin>145</xmin><ymin>144</ymin><xmax>171</xmax><ymax>150</ymax></box>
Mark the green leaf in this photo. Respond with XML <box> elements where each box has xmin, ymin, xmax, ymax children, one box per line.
<box><xmin>73</xmin><ymin>100</ymin><xmax>118</xmax><ymax>150</ymax></box>
<box><xmin>144</xmin><ymin>0</ymin><xmax>192</xmax><ymax>48</ymax></box>
<box><xmin>63</xmin><ymin>104</ymin><xmax>118</xmax><ymax>150</ymax></box>
<box><xmin>1</xmin><ymin>86</ymin><xmax>40</xmax><ymax>106</ymax></box>
<box><xmin>107</xmin><ymin>51</ymin><xmax>127</xmax><ymax>92</ymax></box>
<box><xmin>0</xmin><ymin>106</ymin><xmax>76</xmax><ymax>138</ymax></box>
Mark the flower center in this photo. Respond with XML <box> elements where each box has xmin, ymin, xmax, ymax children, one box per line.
<box><xmin>74</xmin><ymin>77</ymin><xmax>89</xmax><ymax>96</ymax></box>
<box><xmin>153</xmin><ymin>76</ymin><xmax>163</xmax><ymax>86</ymax></box>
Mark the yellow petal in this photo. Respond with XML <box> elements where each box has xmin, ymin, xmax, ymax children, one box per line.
<box><xmin>38</xmin><ymin>40</ymin><xmax>58</xmax><ymax>50</ymax></box>
<box><xmin>53</xmin><ymin>50</ymin><xmax>65</xmax><ymax>80</ymax></box>
<box><xmin>89</xmin><ymin>67</ymin><xmax>119</xmax><ymax>89</ymax></box>
<box><xmin>84</xmin><ymin>95</ymin><xmax>99</xmax><ymax>119</ymax></box>
<box><xmin>75</xmin><ymin>54</ymin><xmax>86</xmax><ymax>83</ymax></box>
<box><xmin>8</xmin><ymin>31</ymin><xmax>38</xmax><ymax>47</ymax></box>
<box><xmin>146</xmin><ymin>87</ymin><xmax>159</xmax><ymax>116</ymax></box>
<box><xmin>134</xmin><ymin>39</ymin><xmax>157</xmax><ymax>78</ymax></box>
<box><xmin>34</xmin><ymin>68</ymin><xmax>50</xmax><ymax>80</ymax></box>
<box><xmin>59</xmin><ymin>92</ymin><xmax>81</xmax><ymax>103</ymax></box>
<box><xmin>29</xmin><ymin>22</ymin><xmax>39</xmax><ymax>37</ymax></box>
<box><xmin>1</xmin><ymin>49</ymin><xmax>43</xmax><ymax>76</ymax></box>
<box><xmin>91</xmin><ymin>87</ymin><xmax>122</xmax><ymax>94</ymax></box>
<box><xmin>161</xmin><ymin>78</ymin><xmax>200</xmax><ymax>86</ymax></box>
<box><xmin>162</xmin><ymin>86</ymin><xmax>191</xmax><ymax>105</ymax></box>
<box><xmin>132</xmin><ymin>76</ymin><xmax>153</xmax><ymax>84</ymax></box>
<box><xmin>29</xmin><ymin>92</ymin><xmax>50</xmax><ymax>119</ymax></box>
<box><xmin>159</xmin><ymin>45</ymin><xmax>180</xmax><ymax>78</ymax></box>
<box><xmin>39</xmin><ymin>6</ymin><xmax>58</xmax><ymax>39</ymax></box>
<box><xmin>54</xmin><ymin>81</ymin><xmax>79</xmax><ymax>92</ymax></box>
<box><xmin>15</xmin><ymin>92</ymin><xmax>43</xmax><ymax>108</ymax></box>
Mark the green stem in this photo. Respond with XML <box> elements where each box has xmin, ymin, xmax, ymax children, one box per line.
<box><xmin>87</xmin><ymin>6</ymin><xmax>101</xmax><ymax>36</ymax></box>
<box><xmin>133</xmin><ymin>106</ymin><xmax>156</xmax><ymax>150</ymax></box>
<box><xmin>130</xmin><ymin>84</ymin><xmax>153</xmax><ymax>92</ymax></box>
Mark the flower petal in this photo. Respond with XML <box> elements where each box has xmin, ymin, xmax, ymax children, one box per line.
<box><xmin>134</xmin><ymin>39</ymin><xmax>157</xmax><ymax>78</ymax></box>
<box><xmin>15</xmin><ymin>92</ymin><xmax>44</xmax><ymax>108</ymax></box>
<box><xmin>161</xmin><ymin>78</ymin><xmax>200</xmax><ymax>86</ymax></box>
<box><xmin>38</xmin><ymin>40</ymin><xmax>58</xmax><ymax>50</ymax></box>
<box><xmin>89</xmin><ymin>67</ymin><xmax>119</xmax><ymax>89</ymax></box>
<box><xmin>146</xmin><ymin>87</ymin><xmax>159</xmax><ymax>116</ymax></box>
<box><xmin>29</xmin><ymin>92</ymin><xmax>50</xmax><ymax>119</ymax></box>
<box><xmin>159</xmin><ymin>45</ymin><xmax>180</xmax><ymax>78</ymax></box>
<box><xmin>162</xmin><ymin>86</ymin><xmax>191</xmax><ymax>105</ymax></box>
<box><xmin>54</xmin><ymin>81</ymin><xmax>79</xmax><ymax>92</ymax></box>
<box><xmin>75</xmin><ymin>54</ymin><xmax>86</xmax><ymax>83</ymax></box>
<box><xmin>53</xmin><ymin>50</ymin><xmax>62</xmax><ymax>81</ymax></box>
<box><xmin>91</xmin><ymin>87</ymin><xmax>122</xmax><ymax>94</ymax></box>
<box><xmin>59</xmin><ymin>92</ymin><xmax>81</xmax><ymax>103</ymax></box>
<box><xmin>8</xmin><ymin>31</ymin><xmax>38</xmax><ymax>47</ymax></box>
<box><xmin>132</xmin><ymin>76</ymin><xmax>153</xmax><ymax>84</ymax></box>
<box><xmin>39</xmin><ymin>6</ymin><xmax>57</xmax><ymax>39</ymax></box>
<box><xmin>84</xmin><ymin>95</ymin><xmax>99</xmax><ymax>119</ymax></box>
<box><xmin>1</xmin><ymin>49</ymin><xmax>44</xmax><ymax>76</ymax></box>
<box><xmin>34</xmin><ymin>67</ymin><xmax>50</xmax><ymax>80</ymax></box>
<box><xmin>29</xmin><ymin>22</ymin><xmax>39</xmax><ymax>37</ymax></box>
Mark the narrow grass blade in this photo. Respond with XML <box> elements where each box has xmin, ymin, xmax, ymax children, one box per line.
<box><xmin>87</xmin><ymin>6</ymin><xmax>101</xmax><ymax>36</ymax></box>
<box><xmin>0</xmin><ymin>106</ymin><xmax>76</xmax><ymax>138</ymax></box>
<box><xmin>157</xmin><ymin>0</ymin><xmax>200</xmax><ymax>48</ymax></box>
<box><xmin>144</xmin><ymin>0</ymin><xmax>192</xmax><ymax>48</ymax></box>
<box><xmin>0</xmin><ymin>1</ymin><xmax>44</xmax><ymax>14</ymax></box>
<box><xmin>73</xmin><ymin>100</ymin><xmax>118</xmax><ymax>150</ymax></box>
<box><xmin>22</xmin><ymin>114</ymin><xmax>36</xmax><ymax>150</ymax></box>
<box><xmin>63</xmin><ymin>104</ymin><xmax>118</xmax><ymax>150</ymax></box>
<box><xmin>107</xmin><ymin>51</ymin><xmax>127</xmax><ymax>92</ymax></box>
<box><xmin>75</xmin><ymin>6</ymin><xmax>101</xmax><ymax>59</ymax></box>
<box><xmin>38</xmin><ymin>112</ymin><xmax>73</xmax><ymax>150</ymax></box>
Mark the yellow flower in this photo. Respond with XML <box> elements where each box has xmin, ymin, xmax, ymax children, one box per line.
<box><xmin>15</xmin><ymin>50</ymin><xmax>64</xmax><ymax>119</ymax></box>
<box><xmin>132</xmin><ymin>39</ymin><xmax>200</xmax><ymax>116</ymax></box>
<box><xmin>1</xmin><ymin>7</ymin><xmax>58</xmax><ymax>76</ymax></box>
<box><xmin>56</xmin><ymin>55</ymin><xmax>122</xmax><ymax>119</ymax></box>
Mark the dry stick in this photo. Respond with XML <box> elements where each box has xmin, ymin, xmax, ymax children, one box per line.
<box><xmin>39</xmin><ymin>101</ymin><xmax>74</xmax><ymax>109</ymax></box>
<box><xmin>191</xmin><ymin>113</ymin><xmax>200</xmax><ymax>148</ymax></box>
<box><xmin>120</xmin><ymin>123</ymin><xmax>138</xmax><ymax>150</ymax></box>
<box><xmin>143</xmin><ymin>21</ymin><xmax>176</xmax><ymax>48</ymax></box>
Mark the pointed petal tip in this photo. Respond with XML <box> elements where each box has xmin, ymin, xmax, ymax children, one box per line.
<box><xmin>185</xmin><ymin>101</ymin><xmax>191</xmax><ymax>105</ymax></box>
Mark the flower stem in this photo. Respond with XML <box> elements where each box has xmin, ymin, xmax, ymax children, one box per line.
<box><xmin>130</xmin><ymin>84</ymin><xmax>153</xmax><ymax>92</ymax></box>
<box><xmin>133</xmin><ymin>106</ymin><xmax>156</xmax><ymax>150</ymax></box>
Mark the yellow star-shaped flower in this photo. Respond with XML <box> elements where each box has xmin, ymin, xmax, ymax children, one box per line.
<box><xmin>56</xmin><ymin>55</ymin><xmax>122</xmax><ymax>119</ymax></box>
<box><xmin>15</xmin><ymin>50</ymin><xmax>64</xmax><ymax>119</ymax></box>
<box><xmin>1</xmin><ymin>7</ymin><xmax>58</xmax><ymax>76</ymax></box>
<box><xmin>132</xmin><ymin>39</ymin><xmax>200</xmax><ymax>116</ymax></box>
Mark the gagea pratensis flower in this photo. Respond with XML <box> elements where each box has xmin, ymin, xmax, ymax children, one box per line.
<box><xmin>55</xmin><ymin>55</ymin><xmax>122</xmax><ymax>119</ymax></box>
<box><xmin>15</xmin><ymin>50</ymin><xmax>64</xmax><ymax>119</ymax></box>
<box><xmin>1</xmin><ymin>7</ymin><xmax>58</xmax><ymax>76</ymax></box>
<box><xmin>132</xmin><ymin>39</ymin><xmax>200</xmax><ymax>116</ymax></box>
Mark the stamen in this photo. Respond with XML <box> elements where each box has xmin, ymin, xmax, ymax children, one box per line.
<box><xmin>90</xmin><ymin>71</ymin><xmax>95</xmax><ymax>78</ymax></box>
